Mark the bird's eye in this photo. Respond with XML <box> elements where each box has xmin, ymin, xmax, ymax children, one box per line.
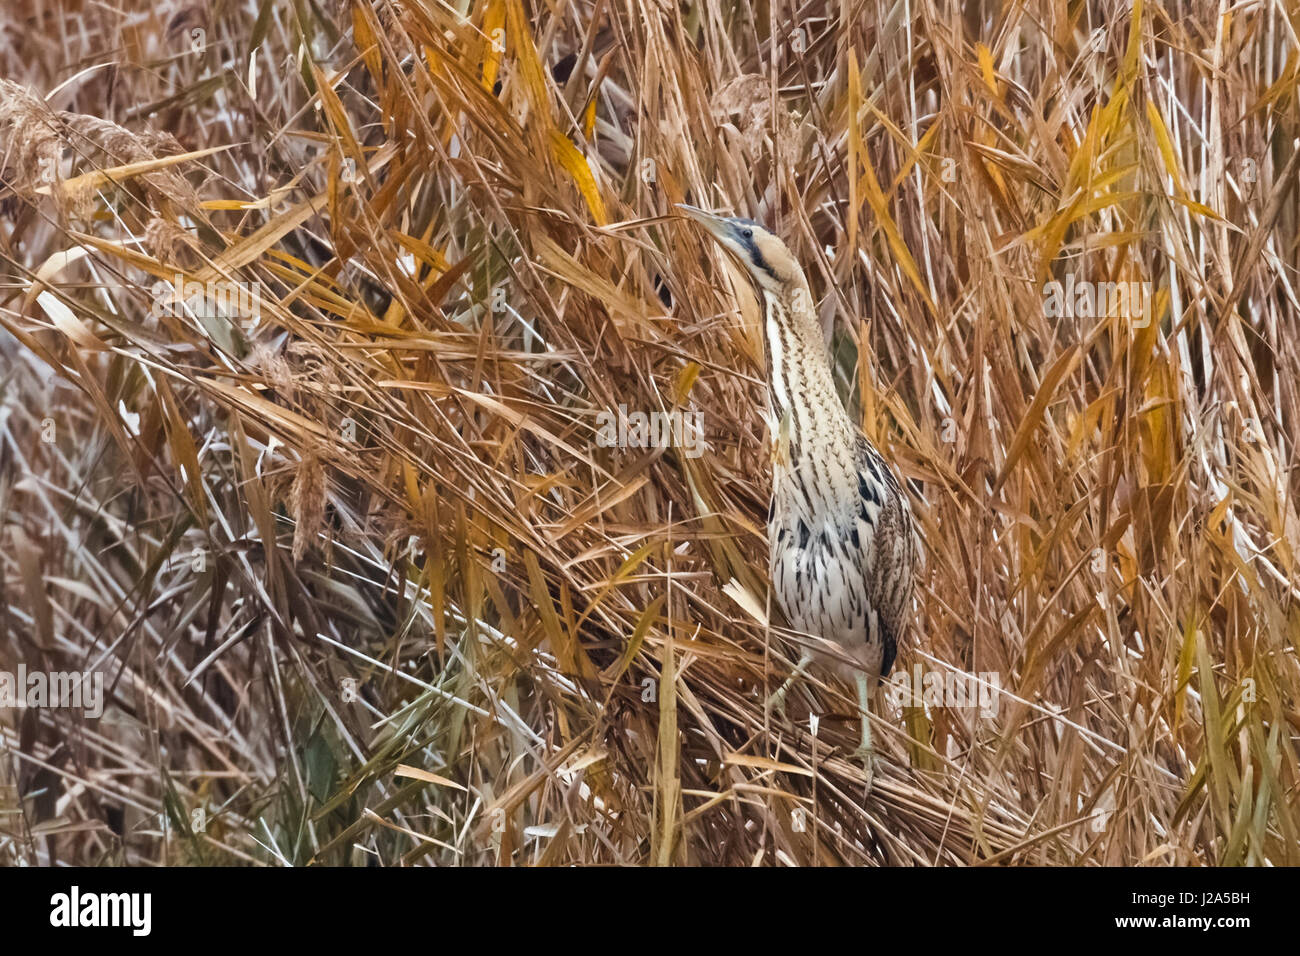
<box><xmin>741</xmin><ymin>228</ymin><xmax>753</xmax><ymax>240</ymax></box>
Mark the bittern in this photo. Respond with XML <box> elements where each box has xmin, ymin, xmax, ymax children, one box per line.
<box><xmin>677</xmin><ymin>204</ymin><xmax>918</xmax><ymax>791</ymax></box>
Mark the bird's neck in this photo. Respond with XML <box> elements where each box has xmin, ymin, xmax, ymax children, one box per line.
<box><xmin>760</xmin><ymin>281</ymin><xmax>858</xmax><ymax>505</ymax></box>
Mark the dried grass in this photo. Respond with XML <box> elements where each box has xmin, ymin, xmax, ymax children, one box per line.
<box><xmin>0</xmin><ymin>0</ymin><xmax>1297</xmax><ymax>865</ymax></box>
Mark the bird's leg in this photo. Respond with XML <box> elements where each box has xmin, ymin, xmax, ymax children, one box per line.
<box><xmin>764</xmin><ymin>648</ymin><xmax>814</xmax><ymax>722</ymax></box>
<box><xmin>852</xmin><ymin>672</ymin><xmax>875</xmax><ymax>794</ymax></box>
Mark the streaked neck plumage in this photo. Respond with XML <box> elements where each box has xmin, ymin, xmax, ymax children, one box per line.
<box><xmin>759</xmin><ymin>275</ymin><xmax>859</xmax><ymax>521</ymax></box>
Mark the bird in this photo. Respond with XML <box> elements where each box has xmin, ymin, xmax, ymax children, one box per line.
<box><xmin>676</xmin><ymin>203</ymin><xmax>919</xmax><ymax>791</ymax></box>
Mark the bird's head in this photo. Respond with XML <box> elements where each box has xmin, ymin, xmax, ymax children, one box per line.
<box><xmin>676</xmin><ymin>204</ymin><xmax>800</xmax><ymax>294</ymax></box>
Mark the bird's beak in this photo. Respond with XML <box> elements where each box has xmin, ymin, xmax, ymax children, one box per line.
<box><xmin>675</xmin><ymin>203</ymin><xmax>732</xmax><ymax>242</ymax></box>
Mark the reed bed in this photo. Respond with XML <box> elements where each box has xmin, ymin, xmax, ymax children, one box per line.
<box><xmin>0</xmin><ymin>0</ymin><xmax>1296</xmax><ymax>865</ymax></box>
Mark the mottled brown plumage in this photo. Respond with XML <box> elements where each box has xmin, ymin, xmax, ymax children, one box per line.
<box><xmin>678</xmin><ymin>204</ymin><xmax>919</xmax><ymax>790</ymax></box>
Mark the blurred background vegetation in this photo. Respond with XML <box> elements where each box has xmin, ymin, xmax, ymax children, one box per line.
<box><xmin>0</xmin><ymin>0</ymin><xmax>1297</xmax><ymax>865</ymax></box>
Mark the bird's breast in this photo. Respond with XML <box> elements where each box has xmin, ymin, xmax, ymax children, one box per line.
<box><xmin>769</xmin><ymin>505</ymin><xmax>870</xmax><ymax>643</ymax></box>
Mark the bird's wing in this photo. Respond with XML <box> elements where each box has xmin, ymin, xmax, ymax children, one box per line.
<box><xmin>854</xmin><ymin>434</ymin><xmax>918</xmax><ymax>677</ymax></box>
